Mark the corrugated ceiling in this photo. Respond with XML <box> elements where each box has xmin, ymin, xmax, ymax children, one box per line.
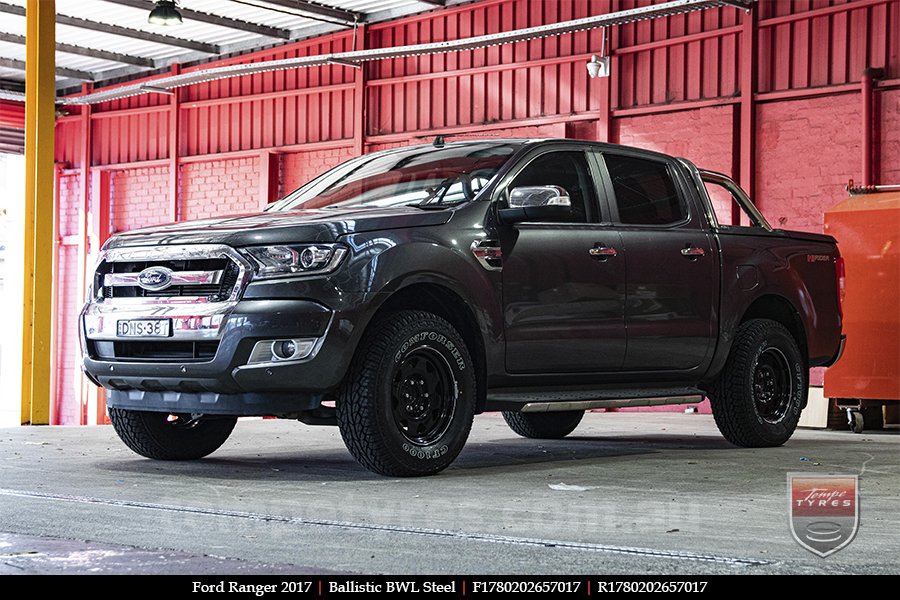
<box><xmin>0</xmin><ymin>0</ymin><xmax>451</xmax><ymax>93</ymax></box>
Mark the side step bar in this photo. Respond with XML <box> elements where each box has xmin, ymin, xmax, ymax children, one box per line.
<box><xmin>485</xmin><ymin>386</ymin><xmax>706</xmax><ymax>413</ymax></box>
<box><xmin>520</xmin><ymin>395</ymin><xmax>703</xmax><ymax>413</ymax></box>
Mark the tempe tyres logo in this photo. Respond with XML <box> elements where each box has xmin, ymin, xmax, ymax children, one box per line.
<box><xmin>788</xmin><ymin>473</ymin><xmax>859</xmax><ymax>557</ymax></box>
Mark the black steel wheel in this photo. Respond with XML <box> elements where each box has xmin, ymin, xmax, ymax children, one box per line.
<box><xmin>108</xmin><ymin>408</ymin><xmax>237</xmax><ymax>460</ymax></box>
<box><xmin>391</xmin><ymin>347</ymin><xmax>458</xmax><ymax>446</ymax></box>
<box><xmin>753</xmin><ymin>347</ymin><xmax>793</xmax><ymax>424</ymax></box>
<box><xmin>337</xmin><ymin>310</ymin><xmax>476</xmax><ymax>477</ymax></box>
<box><xmin>710</xmin><ymin>319</ymin><xmax>806</xmax><ymax>447</ymax></box>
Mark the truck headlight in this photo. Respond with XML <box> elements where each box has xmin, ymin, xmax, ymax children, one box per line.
<box><xmin>242</xmin><ymin>244</ymin><xmax>347</xmax><ymax>279</ymax></box>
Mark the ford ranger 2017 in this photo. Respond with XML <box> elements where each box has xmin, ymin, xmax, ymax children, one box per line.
<box><xmin>81</xmin><ymin>139</ymin><xmax>845</xmax><ymax>476</ymax></box>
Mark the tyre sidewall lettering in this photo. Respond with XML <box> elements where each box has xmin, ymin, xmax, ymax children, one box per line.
<box><xmin>394</xmin><ymin>331</ymin><xmax>466</xmax><ymax>372</ymax></box>
<box><xmin>751</xmin><ymin>334</ymin><xmax>803</xmax><ymax>428</ymax></box>
<box><xmin>377</xmin><ymin>323</ymin><xmax>474</xmax><ymax>465</ymax></box>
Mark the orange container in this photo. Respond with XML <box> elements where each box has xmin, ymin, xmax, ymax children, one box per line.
<box><xmin>824</xmin><ymin>191</ymin><xmax>900</xmax><ymax>401</ymax></box>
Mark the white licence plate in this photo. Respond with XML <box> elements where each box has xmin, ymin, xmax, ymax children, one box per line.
<box><xmin>116</xmin><ymin>319</ymin><xmax>172</xmax><ymax>338</ymax></box>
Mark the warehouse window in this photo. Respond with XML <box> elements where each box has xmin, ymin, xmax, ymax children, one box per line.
<box><xmin>604</xmin><ymin>154</ymin><xmax>686</xmax><ymax>226</ymax></box>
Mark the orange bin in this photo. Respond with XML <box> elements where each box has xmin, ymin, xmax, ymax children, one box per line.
<box><xmin>824</xmin><ymin>189</ymin><xmax>900</xmax><ymax>429</ymax></box>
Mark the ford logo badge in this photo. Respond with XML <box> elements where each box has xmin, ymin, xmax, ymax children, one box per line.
<box><xmin>137</xmin><ymin>267</ymin><xmax>174</xmax><ymax>291</ymax></box>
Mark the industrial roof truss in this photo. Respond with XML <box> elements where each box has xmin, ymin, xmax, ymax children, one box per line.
<box><xmin>0</xmin><ymin>0</ymin><xmax>752</xmax><ymax>107</ymax></box>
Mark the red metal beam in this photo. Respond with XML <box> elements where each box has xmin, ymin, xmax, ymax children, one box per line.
<box><xmin>179</xmin><ymin>139</ymin><xmax>353</xmax><ymax>164</ymax></box>
<box><xmin>613</xmin><ymin>23</ymin><xmax>742</xmax><ymax>55</ymax></box>
<box><xmin>876</xmin><ymin>77</ymin><xmax>900</xmax><ymax>89</ymax></box>
<box><xmin>611</xmin><ymin>96</ymin><xmax>738</xmax><ymax>117</ymax></box>
<box><xmin>754</xmin><ymin>83</ymin><xmax>861</xmax><ymax>103</ymax></box>
<box><xmin>89</xmin><ymin>105</ymin><xmax>168</xmax><ymax>120</ymax></box>
<box><xmin>180</xmin><ymin>83</ymin><xmax>356</xmax><ymax>110</ymax></box>
<box><xmin>366</xmin><ymin>112</ymin><xmax>599</xmax><ymax>145</ymax></box>
<box><xmin>91</xmin><ymin>158</ymin><xmax>169</xmax><ymax>170</ymax></box>
<box><xmin>758</xmin><ymin>0</ymin><xmax>890</xmax><ymax>28</ymax></box>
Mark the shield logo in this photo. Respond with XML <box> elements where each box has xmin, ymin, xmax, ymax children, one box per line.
<box><xmin>137</xmin><ymin>267</ymin><xmax>173</xmax><ymax>291</ymax></box>
<box><xmin>788</xmin><ymin>473</ymin><xmax>859</xmax><ymax>557</ymax></box>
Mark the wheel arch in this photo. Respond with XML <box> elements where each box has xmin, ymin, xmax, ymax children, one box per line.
<box><xmin>739</xmin><ymin>294</ymin><xmax>808</xmax><ymax>361</ymax></box>
<box><xmin>370</xmin><ymin>281</ymin><xmax>488</xmax><ymax>414</ymax></box>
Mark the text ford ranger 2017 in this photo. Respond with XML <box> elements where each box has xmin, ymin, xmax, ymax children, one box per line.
<box><xmin>81</xmin><ymin>139</ymin><xmax>845</xmax><ymax>477</ymax></box>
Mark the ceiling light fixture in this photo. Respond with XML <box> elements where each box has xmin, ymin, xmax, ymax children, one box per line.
<box><xmin>148</xmin><ymin>0</ymin><xmax>183</xmax><ymax>26</ymax></box>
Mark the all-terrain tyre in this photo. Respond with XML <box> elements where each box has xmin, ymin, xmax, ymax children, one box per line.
<box><xmin>710</xmin><ymin>319</ymin><xmax>806</xmax><ymax>447</ymax></box>
<box><xmin>336</xmin><ymin>310</ymin><xmax>476</xmax><ymax>477</ymax></box>
<box><xmin>108</xmin><ymin>408</ymin><xmax>237</xmax><ymax>460</ymax></box>
<box><xmin>502</xmin><ymin>410</ymin><xmax>584</xmax><ymax>439</ymax></box>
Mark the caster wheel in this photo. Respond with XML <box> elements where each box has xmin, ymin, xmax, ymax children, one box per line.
<box><xmin>847</xmin><ymin>409</ymin><xmax>864</xmax><ymax>434</ymax></box>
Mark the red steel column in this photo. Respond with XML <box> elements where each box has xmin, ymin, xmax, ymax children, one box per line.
<box><xmin>353</xmin><ymin>24</ymin><xmax>367</xmax><ymax>156</ymax></box>
<box><xmin>90</xmin><ymin>169</ymin><xmax>111</xmax><ymax>422</ymax></box>
<box><xmin>736</xmin><ymin>3</ymin><xmax>757</xmax><ymax>225</ymax></box>
<box><xmin>50</xmin><ymin>166</ymin><xmax>61</xmax><ymax>425</ymax></box>
<box><xmin>596</xmin><ymin>57</ymin><xmax>613</xmax><ymax>143</ymax></box>
<box><xmin>76</xmin><ymin>83</ymin><xmax>92</xmax><ymax>424</ymax></box>
<box><xmin>861</xmin><ymin>67</ymin><xmax>884</xmax><ymax>186</ymax></box>
<box><xmin>596</xmin><ymin>2</ymin><xmax>618</xmax><ymax>143</ymax></box>
<box><xmin>258</xmin><ymin>150</ymin><xmax>281</xmax><ymax>209</ymax></box>
<box><xmin>168</xmin><ymin>64</ymin><xmax>181</xmax><ymax>221</ymax></box>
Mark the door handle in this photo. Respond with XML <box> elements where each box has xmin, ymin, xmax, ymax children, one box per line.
<box><xmin>681</xmin><ymin>246</ymin><xmax>706</xmax><ymax>258</ymax></box>
<box><xmin>589</xmin><ymin>246</ymin><xmax>618</xmax><ymax>260</ymax></box>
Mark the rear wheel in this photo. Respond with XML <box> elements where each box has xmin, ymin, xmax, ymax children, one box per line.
<box><xmin>337</xmin><ymin>310</ymin><xmax>476</xmax><ymax>477</ymax></box>
<box><xmin>108</xmin><ymin>408</ymin><xmax>237</xmax><ymax>460</ymax></box>
<box><xmin>710</xmin><ymin>319</ymin><xmax>806</xmax><ymax>447</ymax></box>
<box><xmin>502</xmin><ymin>410</ymin><xmax>584</xmax><ymax>439</ymax></box>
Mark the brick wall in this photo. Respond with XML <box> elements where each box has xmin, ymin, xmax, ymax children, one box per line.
<box><xmin>880</xmin><ymin>89</ymin><xmax>900</xmax><ymax>185</ymax></box>
<box><xmin>757</xmin><ymin>95</ymin><xmax>862</xmax><ymax>234</ymax></box>
<box><xmin>55</xmin><ymin>174</ymin><xmax>81</xmax><ymax>425</ymax></box>
<box><xmin>181</xmin><ymin>157</ymin><xmax>261</xmax><ymax>220</ymax></box>
<box><xmin>614</xmin><ymin>106</ymin><xmax>734</xmax><ymax>174</ymax></box>
<box><xmin>110</xmin><ymin>166</ymin><xmax>170</xmax><ymax>233</ymax></box>
<box><xmin>281</xmin><ymin>147</ymin><xmax>355</xmax><ymax>197</ymax></box>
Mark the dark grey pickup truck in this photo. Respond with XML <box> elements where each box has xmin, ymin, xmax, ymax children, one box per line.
<box><xmin>81</xmin><ymin>139</ymin><xmax>845</xmax><ymax>476</ymax></box>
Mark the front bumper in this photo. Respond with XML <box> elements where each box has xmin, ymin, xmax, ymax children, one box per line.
<box><xmin>82</xmin><ymin>296</ymin><xmax>365</xmax><ymax>399</ymax></box>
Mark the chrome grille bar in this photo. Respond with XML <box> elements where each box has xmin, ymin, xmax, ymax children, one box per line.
<box><xmin>104</xmin><ymin>270</ymin><xmax>224</xmax><ymax>288</ymax></box>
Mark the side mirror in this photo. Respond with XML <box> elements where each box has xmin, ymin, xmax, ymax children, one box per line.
<box><xmin>498</xmin><ymin>186</ymin><xmax>572</xmax><ymax>224</ymax></box>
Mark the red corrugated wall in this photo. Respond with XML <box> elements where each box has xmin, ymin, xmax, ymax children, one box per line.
<box><xmin>48</xmin><ymin>0</ymin><xmax>900</xmax><ymax>423</ymax></box>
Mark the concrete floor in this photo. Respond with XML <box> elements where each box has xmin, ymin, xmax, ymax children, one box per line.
<box><xmin>0</xmin><ymin>413</ymin><xmax>897</xmax><ymax>575</ymax></box>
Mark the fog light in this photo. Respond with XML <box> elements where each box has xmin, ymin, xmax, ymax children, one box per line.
<box><xmin>273</xmin><ymin>340</ymin><xmax>297</xmax><ymax>360</ymax></box>
<box><xmin>248</xmin><ymin>338</ymin><xmax>317</xmax><ymax>365</ymax></box>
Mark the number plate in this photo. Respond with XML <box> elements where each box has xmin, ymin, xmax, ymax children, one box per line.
<box><xmin>116</xmin><ymin>319</ymin><xmax>172</xmax><ymax>338</ymax></box>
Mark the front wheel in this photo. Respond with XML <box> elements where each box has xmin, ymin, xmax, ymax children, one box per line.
<box><xmin>108</xmin><ymin>408</ymin><xmax>237</xmax><ymax>460</ymax></box>
<box><xmin>336</xmin><ymin>310</ymin><xmax>476</xmax><ymax>477</ymax></box>
<box><xmin>710</xmin><ymin>319</ymin><xmax>806</xmax><ymax>447</ymax></box>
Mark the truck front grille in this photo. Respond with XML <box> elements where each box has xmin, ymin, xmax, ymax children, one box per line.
<box><xmin>96</xmin><ymin>257</ymin><xmax>243</xmax><ymax>302</ymax></box>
